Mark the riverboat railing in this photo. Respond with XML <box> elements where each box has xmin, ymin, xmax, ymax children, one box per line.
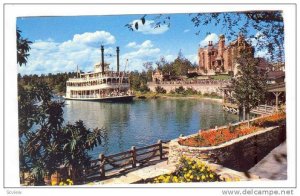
<box><xmin>80</xmin><ymin>140</ymin><xmax>169</xmax><ymax>183</ymax></box>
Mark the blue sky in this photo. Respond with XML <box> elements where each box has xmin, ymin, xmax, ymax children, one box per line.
<box><xmin>17</xmin><ymin>13</ymin><xmax>263</xmax><ymax>75</ymax></box>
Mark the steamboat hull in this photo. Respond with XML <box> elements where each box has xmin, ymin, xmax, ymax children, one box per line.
<box><xmin>64</xmin><ymin>95</ymin><xmax>135</xmax><ymax>102</ymax></box>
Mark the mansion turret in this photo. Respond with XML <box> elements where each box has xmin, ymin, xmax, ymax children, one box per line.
<box><xmin>198</xmin><ymin>34</ymin><xmax>254</xmax><ymax>75</ymax></box>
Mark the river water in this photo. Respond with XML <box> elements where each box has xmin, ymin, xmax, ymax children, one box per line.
<box><xmin>63</xmin><ymin>98</ymin><xmax>238</xmax><ymax>159</ymax></box>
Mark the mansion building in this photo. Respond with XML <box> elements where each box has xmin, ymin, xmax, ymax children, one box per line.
<box><xmin>197</xmin><ymin>34</ymin><xmax>254</xmax><ymax>75</ymax></box>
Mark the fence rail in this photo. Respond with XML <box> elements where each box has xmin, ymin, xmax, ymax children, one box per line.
<box><xmin>81</xmin><ymin>140</ymin><xmax>169</xmax><ymax>183</ymax></box>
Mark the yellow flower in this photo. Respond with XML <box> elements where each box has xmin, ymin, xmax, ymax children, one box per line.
<box><xmin>188</xmin><ymin>170</ymin><xmax>192</xmax><ymax>173</ymax></box>
<box><xmin>190</xmin><ymin>175</ymin><xmax>194</xmax><ymax>179</ymax></box>
<box><xmin>51</xmin><ymin>181</ymin><xmax>57</xmax><ymax>186</ymax></box>
<box><xmin>209</xmin><ymin>174</ymin><xmax>214</xmax><ymax>178</ymax></box>
<box><xmin>59</xmin><ymin>182</ymin><xmax>64</xmax><ymax>186</ymax></box>
<box><xmin>225</xmin><ymin>177</ymin><xmax>231</xmax><ymax>182</ymax></box>
<box><xmin>183</xmin><ymin>168</ymin><xmax>187</xmax><ymax>171</ymax></box>
<box><xmin>197</xmin><ymin>176</ymin><xmax>200</xmax><ymax>181</ymax></box>
<box><xmin>192</xmin><ymin>165</ymin><xmax>196</xmax><ymax>169</ymax></box>
<box><xmin>201</xmin><ymin>175</ymin><xmax>206</xmax><ymax>180</ymax></box>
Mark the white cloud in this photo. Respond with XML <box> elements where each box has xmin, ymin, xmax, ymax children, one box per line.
<box><xmin>186</xmin><ymin>54</ymin><xmax>198</xmax><ymax>64</ymax></box>
<box><xmin>183</xmin><ymin>29</ymin><xmax>190</xmax><ymax>33</ymax></box>
<box><xmin>19</xmin><ymin>31</ymin><xmax>116</xmax><ymax>75</ymax></box>
<box><xmin>248</xmin><ymin>31</ymin><xmax>266</xmax><ymax>47</ymax></box>
<box><xmin>164</xmin><ymin>54</ymin><xmax>176</xmax><ymax>62</ymax></box>
<box><xmin>125</xmin><ymin>40</ymin><xmax>153</xmax><ymax>49</ymax></box>
<box><xmin>120</xmin><ymin>40</ymin><xmax>161</xmax><ymax>70</ymax></box>
<box><xmin>249</xmin><ymin>32</ymin><xmax>271</xmax><ymax>59</ymax></box>
<box><xmin>72</xmin><ymin>31</ymin><xmax>115</xmax><ymax>46</ymax></box>
<box><xmin>126</xmin><ymin>42</ymin><xmax>137</xmax><ymax>48</ymax></box>
<box><xmin>131</xmin><ymin>20</ymin><xmax>169</xmax><ymax>35</ymax></box>
<box><xmin>199</xmin><ymin>33</ymin><xmax>219</xmax><ymax>47</ymax></box>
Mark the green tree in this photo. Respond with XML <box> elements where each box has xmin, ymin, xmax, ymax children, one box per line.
<box><xmin>231</xmin><ymin>52</ymin><xmax>267</xmax><ymax>120</ymax></box>
<box><xmin>129</xmin><ymin>71</ymin><xmax>149</xmax><ymax>92</ymax></box>
<box><xmin>17</xmin><ymin>28</ymin><xmax>32</xmax><ymax>66</ymax></box>
<box><xmin>171</xmin><ymin>51</ymin><xmax>194</xmax><ymax>76</ymax></box>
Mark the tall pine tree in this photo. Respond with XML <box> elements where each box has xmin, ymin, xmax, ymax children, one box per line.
<box><xmin>231</xmin><ymin>51</ymin><xmax>267</xmax><ymax>120</ymax></box>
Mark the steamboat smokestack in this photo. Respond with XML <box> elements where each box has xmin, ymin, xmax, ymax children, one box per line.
<box><xmin>116</xmin><ymin>46</ymin><xmax>120</xmax><ymax>74</ymax></box>
<box><xmin>101</xmin><ymin>45</ymin><xmax>105</xmax><ymax>74</ymax></box>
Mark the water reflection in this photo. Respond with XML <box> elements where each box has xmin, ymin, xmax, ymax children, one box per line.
<box><xmin>64</xmin><ymin>99</ymin><xmax>238</xmax><ymax>158</ymax></box>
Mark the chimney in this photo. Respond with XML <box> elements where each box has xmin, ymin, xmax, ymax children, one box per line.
<box><xmin>116</xmin><ymin>46</ymin><xmax>120</xmax><ymax>74</ymax></box>
<box><xmin>101</xmin><ymin>45</ymin><xmax>105</xmax><ymax>74</ymax></box>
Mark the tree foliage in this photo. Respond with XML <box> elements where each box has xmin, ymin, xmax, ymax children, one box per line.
<box><xmin>172</xmin><ymin>50</ymin><xmax>194</xmax><ymax>76</ymax></box>
<box><xmin>18</xmin><ymin>72</ymin><xmax>77</xmax><ymax>94</ymax></box>
<box><xmin>18</xmin><ymin>81</ymin><xmax>104</xmax><ymax>184</ymax></box>
<box><xmin>154</xmin><ymin>53</ymin><xmax>196</xmax><ymax>77</ymax></box>
<box><xmin>17</xmin><ymin>28</ymin><xmax>32</xmax><ymax>66</ymax></box>
<box><xmin>129</xmin><ymin>71</ymin><xmax>150</xmax><ymax>92</ymax></box>
<box><xmin>231</xmin><ymin>51</ymin><xmax>267</xmax><ymax>119</ymax></box>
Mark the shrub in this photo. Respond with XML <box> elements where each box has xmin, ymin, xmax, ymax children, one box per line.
<box><xmin>152</xmin><ymin>156</ymin><xmax>225</xmax><ymax>183</ymax></box>
<box><xmin>139</xmin><ymin>84</ymin><xmax>150</xmax><ymax>93</ymax></box>
<box><xmin>169</xmin><ymin>90</ymin><xmax>175</xmax><ymax>94</ymax></box>
<box><xmin>209</xmin><ymin>92</ymin><xmax>219</xmax><ymax>97</ymax></box>
<box><xmin>155</xmin><ymin>86</ymin><xmax>166</xmax><ymax>94</ymax></box>
<box><xmin>185</xmin><ymin>87</ymin><xmax>198</xmax><ymax>95</ymax></box>
<box><xmin>175</xmin><ymin>86</ymin><xmax>186</xmax><ymax>94</ymax></box>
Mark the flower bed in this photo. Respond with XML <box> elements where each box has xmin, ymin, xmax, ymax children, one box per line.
<box><xmin>152</xmin><ymin>156</ymin><xmax>235</xmax><ymax>183</ymax></box>
<box><xmin>179</xmin><ymin>112</ymin><xmax>286</xmax><ymax>147</ymax></box>
<box><xmin>252</xmin><ymin>112</ymin><xmax>286</xmax><ymax>127</ymax></box>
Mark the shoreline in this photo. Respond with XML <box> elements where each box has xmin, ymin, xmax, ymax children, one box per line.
<box><xmin>134</xmin><ymin>93</ymin><xmax>223</xmax><ymax>103</ymax></box>
<box><xmin>158</xmin><ymin>95</ymin><xmax>223</xmax><ymax>103</ymax></box>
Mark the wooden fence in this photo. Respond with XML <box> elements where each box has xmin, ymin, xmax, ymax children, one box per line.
<box><xmin>81</xmin><ymin>140</ymin><xmax>169</xmax><ymax>183</ymax></box>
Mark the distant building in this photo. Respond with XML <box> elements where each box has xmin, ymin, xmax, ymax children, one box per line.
<box><xmin>152</xmin><ymin>70</ymin><xmax>164</xmax><ymax>83</ymax></box>
<box><xmin>197</xmin><ymin>34</ymin><xmax>254</xmax><ymax>75</ymax></box>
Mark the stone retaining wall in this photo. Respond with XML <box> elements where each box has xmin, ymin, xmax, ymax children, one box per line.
<box><xmin>168</xmin><ymin>125</ymin><xmax>286</xmax><ymax>171</ymax></box>
<box><xmin>148</xmin><ymin>83</ymin><xmax>222</xmax><ymax>95</ymax></box>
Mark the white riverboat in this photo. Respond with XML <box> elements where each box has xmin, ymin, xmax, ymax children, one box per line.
<box><xmin>65</xmin><ymin>46</ymin><xmax>134</xmax><ymax>102</ymax></box>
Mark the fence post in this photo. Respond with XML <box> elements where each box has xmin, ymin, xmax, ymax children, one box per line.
<box><xmin>82</xmin><ymin>169</ymin><xmax>86</xmax><ymax>184</ymax></box>
<box><xmin>265</xmin><ymin>104</ymin><xmax>267</xmax><ymax>113</ymax></box>
<box><xmin>99</xmin><ymin>153</ymin><xmax>105</xmax><ymax>179</ymax></box>
<box><xmin>131</xmin><ymin>146</ymin><xmax>137</xmax><ymax>168</ymax></box>
<box><xmin>158</xmin><ymin>140</ymin><xmax>163</xmax><ymax>160</ymax></box>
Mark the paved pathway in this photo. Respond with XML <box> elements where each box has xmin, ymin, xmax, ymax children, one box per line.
<box><xmin>249</xmin><ymin>141</ymin><xmax>287</xmax><ymax>180</ymax></box>
<box><xmin>94</xmin><ymin>161</ymin><xmax>176</xmax><ymax>185</ymax></box>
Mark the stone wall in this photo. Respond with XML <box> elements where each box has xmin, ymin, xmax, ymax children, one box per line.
<box><xmin>168</xmin><ymin>125</ymin><xmax>286</xmax><ymax>172</ymax></box>
<box><xmin>148</xmin><ymin>83</ymin><xmax>222</xmax><ymax>95</ymax></box>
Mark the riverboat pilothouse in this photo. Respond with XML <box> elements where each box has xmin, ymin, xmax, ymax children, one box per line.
<box><xmin>65</xmin><ymin>46</ymin><xmax>134</xmax><ymax>102</ymax></box>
